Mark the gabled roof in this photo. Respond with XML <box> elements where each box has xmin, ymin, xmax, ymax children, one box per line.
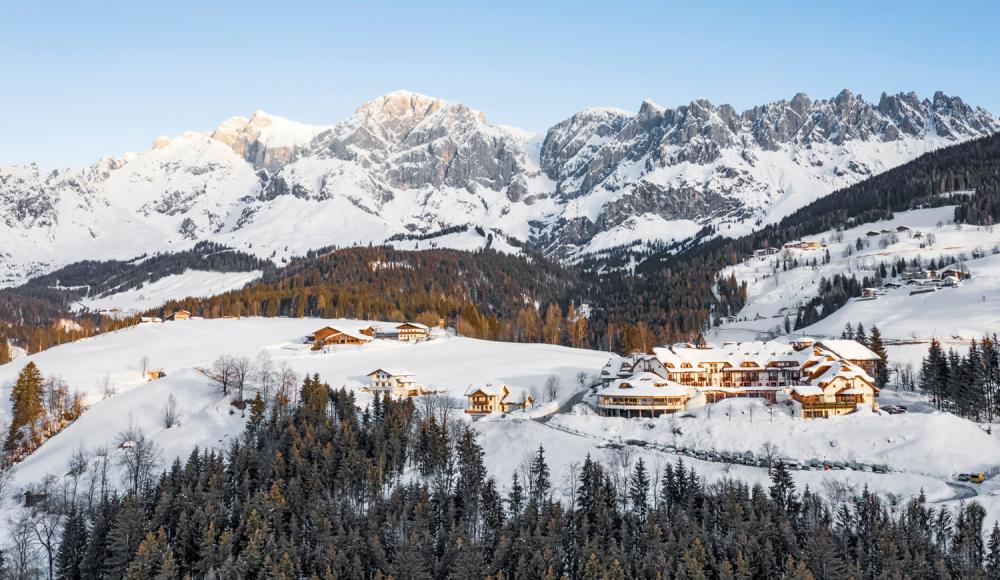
<box><xmin>397</xmin><ymin>322</ymin><xmax>429</xmax><ymax>331</ymax></box>
<box><xmin>312</xmin><ymin>326</ymin><xmax>374</xmax><ymax>342</ymax></box>
<box><xmin>816</xmin><ymin>339</ymin><xmax>880</xmax><ymax>361</ymax></box>
<box><xmin>465</xmin><ymin>383</ymin><xmax>509</xmax><ymax>398</ymax></box>
<box><xmin>598</xmin><ymin>372</ymin><xmax>693</xmax><ymax>397</ymax></box>
<box><xmin>368</xmin><ymin>368</ymin><xmax>415</xmax><ymax>378</ymax></box>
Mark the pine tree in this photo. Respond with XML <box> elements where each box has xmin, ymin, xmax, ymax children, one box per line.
<box><xmin>628</xmin><ymin>458</ymin><xmax>650</xmax><ymax>519</ymax></box>
<box><xmin>868</xmin><ymin>325</ymin><xmax>889</xmax><ymax>388</ymax></box>
<box><xmin>769</xmin><ymin>461</ymin><xmax>796</xmax><ymax>513</ymax></box>
<box><xmin>4</xmin><ymin>361</ymin><xmax>45</xmax><ymax>453</ymax></box>
<box><xmin>855</xmin><ymin>323</ymin><xmax>868</xmax><ymax>347</ymax></box>
<box><xmin>529</xmin><ymin>446</ymin><xmax>550</xmax><ymax>503</ymax></box>
<box><xmin>508</xmin><ymin>472</ymin><xmax>524</xmax><ymax>515</ymax></box>
<box><xmin>57</xmin><ymin>507</ymin><xmax>88</xmax><ymax>580</ymax></box>
<box><xmin>986</xmin><ymin>522</ymin><xmax>1000</xmax><ymax>578</ymax></box>
<box><xmin>841</xmin><ymin>323</ymin><xmax>854</xmax><ymax>340</ymax></box>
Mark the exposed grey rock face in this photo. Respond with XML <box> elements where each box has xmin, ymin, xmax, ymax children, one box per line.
<box><xmin>534</xmin><ymin>90</ymin><xmax>1000</xmax><ymax>257</ymax></box>
<box><xmin>311</xmin><ymin>91</ymin><xmax>531</xmax><ymax>201</ymax></box>
<box><xmin>0</xmin><ymin>89</ymin><xmax>997</xmax><ymax>279</ymax></box>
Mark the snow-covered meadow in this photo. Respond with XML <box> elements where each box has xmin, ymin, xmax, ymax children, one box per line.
<box><xmin>1</xmin><ymin>316</ymin><xmax>998</xmax><ymax>530</ymax></box>
<box><xmin>0</xmin><ymin>317</ymin><xmax>608</xmax><ymax>491</ymax></box>
<box><xmin>710</xmin><ymin>205</ymin><xmax>1000</xmax><ymax>366</ymax></box>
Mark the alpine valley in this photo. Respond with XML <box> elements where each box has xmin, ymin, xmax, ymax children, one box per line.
<box><xmin>2</xmin><ymin>89</ymin><xmax>997</xmax><ymax>285</ymax></box>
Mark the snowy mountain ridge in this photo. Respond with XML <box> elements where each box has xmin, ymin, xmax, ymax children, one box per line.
<box><xmin>1</xmin><ymin>89</ymin><xmax>997</xmax><ymax>284</ymax></box>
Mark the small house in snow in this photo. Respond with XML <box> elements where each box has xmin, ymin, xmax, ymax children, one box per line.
<box><xmin>307</xmin><ymin>326</ymin><xmax>373</xmax><ymax>349</ymax></box>
<box><xmin>396</xmin><ymin>322</ymin><xmax>430</xmax><ymax>342</ymax></box>
<box><xmin>465</xmin><ymin>383</ymin><xmax>534</xmax><ymax>416</ymax></box>
<box><xmin>165</xmin><ymin>310</ymin><xmax>191</xmax><ymax>321</ymax></box>
<box><xmin>367</xmin><ymin>368</ymin><xmax>422</xmax><ymax>397</ymax></box>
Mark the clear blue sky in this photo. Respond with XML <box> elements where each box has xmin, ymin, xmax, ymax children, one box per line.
<box><xmin>3</xmin><ymin>0</ymin><xmax>999</xmax><ymax>167</ymax></box>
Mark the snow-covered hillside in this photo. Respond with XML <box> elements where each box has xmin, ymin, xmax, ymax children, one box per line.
<box><xmin>0</xmin><ymin>318</ymin><xmax>608</xmax><ymax>490</ymax></box>
<box><xmin>4</xmin><ymin>316</ymin><xmax>1000</xmax><ymax>531</ymax></box>
<box><xmin>72</xmin><ymin>270</ymin><xmax>264</xmax><ymax>313</ymax></box>
<box><xmin>1</xmin><ymin>89</ymin><xmax>996</xmax><ymax>284</ymax></box>
<box><xmin>710</xmin><ymin>204</ymin><xmax>1000</xmax><ymax>366</ymax></box>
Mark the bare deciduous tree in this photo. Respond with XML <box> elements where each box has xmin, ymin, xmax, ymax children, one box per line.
<box><xmin>255</xmin><ymin>351</ymin><xmax>277</xmax><ymax>403</ymax></box>
<box><xmin>161</xmin><ymin>393</ymin><xmax>179</xmax><ymax>428</ymax></box>
<box><xmin>759</xmin><ymin>442</ymin><xmax>780</xmax><ymax>470</ymax></box>
<box><xmin>275</xmin><ymin>362</ymin><xmax>299</xmax><ymax>413</ymax></box>
<box><xmin>206</xmin><ymin>355</ymin><xmax>235</xmax><ymax>396</ymax></box>
<box><xmin>544</xmin><ymin>375</ymin><xmax>561</xmax><ymax>402</ymax></box>
<box><xmin>231</xmin><ymin>356</ymin><xmax>252</xmax><ymax>407</ymax></box>
<box><xmin>115</xmin><ymin>420</ymin><xmax>162</xmax><ymax>496</ymax></box>
<box><xmin>32</xmin><ymin>510</ymin><xmax>60</xmax><ymax>580</ymax></box>
<box><xmin>101</xmin><ymin>372</ymin><xmax>116</xmax><ymax>398</ymax></box>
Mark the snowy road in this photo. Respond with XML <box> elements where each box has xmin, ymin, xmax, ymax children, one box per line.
<box><xmin>936</xmin><ymin>482</ymin><xmax>978</xmax><ymax>503</ymax></box>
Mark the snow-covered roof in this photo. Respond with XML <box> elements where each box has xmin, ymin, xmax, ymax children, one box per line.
<box><xmin>314</xmin><ymin>326</ymin><xmax>374</xmax><ymax>342</ymax></box>
<box><xmin>817</xmin><ymin>340</ymin><xmax>880</xmax><ymax>361</ymax></box>
<box><xmin>465</xmin><ymin>383</ymin><xmax>509</xmax><ymax>397</ymax></box>
<box><xmin>397</xmin><ymin>322</ymin><xmax>429</xmax><ymax>330</ymax></box>
<box><xmin>368</xmin><ymin>368</ymin><xmax>415</xmax><ymax>377</ymax></box>
<box><xmin>792</xmin><ymin>385</ymin><xmax>823</xmax><ymax>396</ymax></box>
<box><xmin>598</xmin><ymin>372</ymin><xmax>693</xmax><ymax>398</ymax></box>
<box><xmin>807</xmin><ymin>360</ymin><xmax>874</xmax><ymax>387</ymax></box>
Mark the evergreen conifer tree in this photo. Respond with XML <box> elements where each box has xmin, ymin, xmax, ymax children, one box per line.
<box><xmin>4</xmin><ymin>361</ymin><xmax>45</xmax><ymax>453</ymax></box>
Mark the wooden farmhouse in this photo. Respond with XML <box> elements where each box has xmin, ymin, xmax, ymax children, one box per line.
<box><xmin>465</xmin><ymin>383</ymin><xmax>534</xmax><ymax>416</ymax></box>
<box><xmin>367</xmin><ymin>368</ymin><xmax>422</xmax><ymax>397</ymax></box>
<box><xmin>165</xmin><ymin>310</ymin><xmax>191</xmax><ymax>321</ymax></box>
<box><xmin>307</xmin><ymin>326</ymin><xmax>373</xmax><ymax>349</ymax></box>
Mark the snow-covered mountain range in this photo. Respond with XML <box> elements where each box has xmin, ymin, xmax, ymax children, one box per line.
<box><xmin>1</xmin><ymin>89</ymin><xmax>997</xmax><ymax>284</ymax></box>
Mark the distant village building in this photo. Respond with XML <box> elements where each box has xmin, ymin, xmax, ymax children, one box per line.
<box><xmin>783</xmin><ymin>240</ymin><xmax>822</xmax><ymax>250</ymax></box>
<box><xmin>165</xmin><ymin>310</ymin><xmax>191</xmax><ymax>321</ymax></box>
<box><xmin>896</xmin><ymin>225</ymin><xmax>910</xmax><ymax>232</ymax></box>
<box><xmin>596</xmin><ymin>338</ymin><xmax>880</xmax><ymax>419</ymax></box>
<box><xmin>396</xmin><ymin>322</ymin><xmax>430</xmax><ymax>342</ymax></box>
<box><xmin>367</xmin><ymin>368</ymin><xmax>422</xmax><ymax>397</ymax></box>
<box><xmin>465</xmin><ymin>383</ymin><xmax>534</xmax><ymax>416</ymax></box>
<box><xmin>140</xmin><ymin>316</ymin><xmax>162</xmax><ymax>323</ymax></box>
<box><xmin>307</xmin><ymin>326</ymin><xmax>373</xmax><ymax>349</ymax></box>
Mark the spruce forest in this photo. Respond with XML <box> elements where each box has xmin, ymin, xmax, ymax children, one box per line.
<box><xmin>5</xmin><ymin>373</ymin><xmax>996</xmax><ymax>579</ymax></box>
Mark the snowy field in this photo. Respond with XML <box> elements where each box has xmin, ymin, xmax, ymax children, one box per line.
<box><xmin>72</xmin><ymin>269</ymin><xmax>263</xmax><ymax>313</ymax></box>
<box><xmin>0</xmin><ymin>317</ymin><xmax>608</xmax><ymax>491</ymax></box>
<box><xmin>2</xmin><ymin>317</ymin><xmax>1000</xmax><ymax>529</ymax></box>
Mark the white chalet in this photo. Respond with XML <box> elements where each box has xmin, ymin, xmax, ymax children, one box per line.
<box><xmin>367</xmin><ymin>368</ymin><xmax>423</xmax><ymax>397</ymax></box>
<box><xmin>465</xmin><ymin>383</ymin><xmax>534</xmax><ymax>416</ymax></box>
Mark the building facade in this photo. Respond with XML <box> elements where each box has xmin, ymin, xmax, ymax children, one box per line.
<box><xmin>597</xmin><ymin>338</ymin><xmax>880</xmax><ymax>419</ymax></box>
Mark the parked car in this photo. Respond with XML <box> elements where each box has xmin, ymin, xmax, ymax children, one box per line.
<box><xmin>847</xmin><ymin>461</ymin><xmax>863</xmax><ymax>471</ymax></box>
<box><xmin>781</xmin><ymin>458</ymin><xmax>802</xmax><ymax>470</ymax></box>
<box><xmin>625</xmin><ymin>439</ymin><xmax>647</xmax><ymax>448</ymax></box>
<box><xmin>873</xmin><ymin>464</ymin><xmax>889</xmax><ymax>474</ymax></box>
<box><xmin>833</xmin><ymin>461</ymin><xmax>847</xmax><ymax>470</ymax></box>
<box><xmin>970</xmin><ymin>473</ymin><xmax>986</xmax><ymax>483</ymax></box>
<box><xmin>957</xmin><ymin>473</ymin><xmax>971</xmax><ymax>482</ymax></box>
<box><xmin>809</xmin><ymin>459</ymin><xmax>822</xmax><ymax>469</ymax></box>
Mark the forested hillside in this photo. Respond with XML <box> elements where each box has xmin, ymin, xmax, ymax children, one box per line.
<box><xmin>17</xmin><ymin>373</ymin><xmax>998</xmax><ymax>579</ymax></box>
